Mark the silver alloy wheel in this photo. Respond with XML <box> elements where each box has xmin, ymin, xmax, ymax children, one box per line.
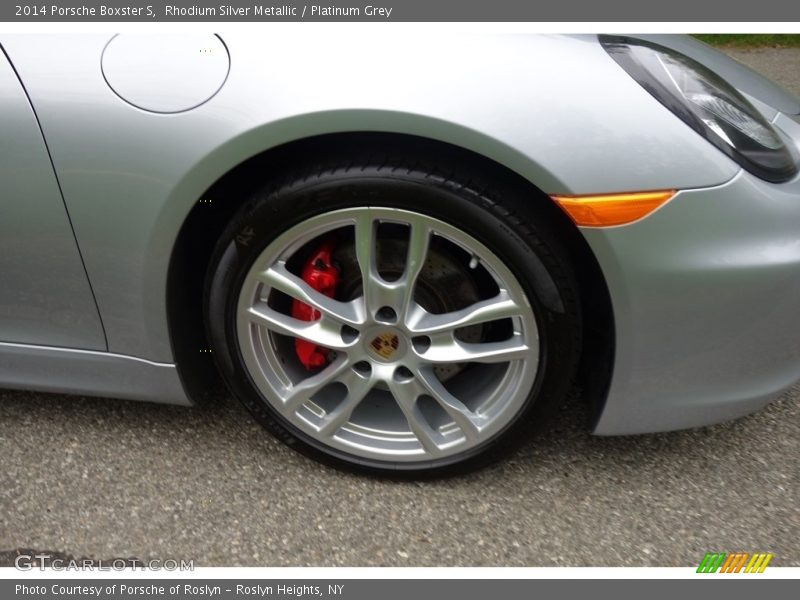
<box><xmin>236</xmin><ymin>207</ymin><xmax>539</xmax><ymax>462</ymax></box>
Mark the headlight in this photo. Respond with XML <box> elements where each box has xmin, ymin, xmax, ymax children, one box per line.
<box><xmin>600</xmin><ymin>35</ymin><xmax>798</xmax><ymax>183</ymax></box>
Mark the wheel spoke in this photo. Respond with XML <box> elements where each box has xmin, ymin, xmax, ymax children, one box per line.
<box><xmin>397</xmin><ymin>219</ymin><xmax>431</xmax><ymax>317</ymax></box>
<box><xmin>281</xmin><ymin>355</ymin><xmax>351</xmax><ymax>414</ymax></box>
<box><xmin>388</xmin><ymin>378</ymin><xmax>445</xmax><ymax>456</ymax></box>
<box><xmin>317</xmin><ymin>370</ymin><xmax>375</xmax><ymax>437</ymax></box>
<box><xmin>354</xmin><ymin>211</ymin><xmax>383</xmax><ymax>314</ymax></box>
<box><xmin>246</xmin><ymin>304</ymin><xmax>353</xmax><ymax>350</ymax></box>
<box><xmin>354</xmin><ymin>212</ymin><xmax>432</xmax><ymax>321</ymax></box>
<box><xmin>255</xmin><ymin>262</ymin><xmax>362</xmax><ymax>326</ymax></box>
<box><xmin>416</xmin><ymin>368</ymin><xmax>482</xmax><ymax>442</ymax></box>
<box><xmin>408</xmin><ymin>291</ymin><xmax>522</xmax><ymax>334</ymax></box>
<box><xmin>418</xmin><ymin>333</ymin><xmax>531</xmax><ymax>364</ymax></box>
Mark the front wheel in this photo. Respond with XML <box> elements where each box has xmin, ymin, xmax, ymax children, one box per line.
<box><xmin>205</xmin><ymin>157</ymin><xmax>581</xmax><ymax>476</ymax></box>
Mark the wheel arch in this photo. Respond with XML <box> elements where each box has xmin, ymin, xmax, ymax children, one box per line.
<box><xmin>166</xmin><ymin>126</ymin><xmax>614</xmax><ymax>426</ymax></box>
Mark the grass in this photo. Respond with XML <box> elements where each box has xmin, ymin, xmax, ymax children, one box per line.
<box><xmin>693</xmin><ymin>34</ymin><xmax>800</xmax><ymax>48</ymax></box>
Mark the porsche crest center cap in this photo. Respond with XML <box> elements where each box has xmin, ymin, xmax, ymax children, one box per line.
<box><xmin>369</xmin><ymin>332</ymin><xmax>400</xmax><ymax>360</ymax></box>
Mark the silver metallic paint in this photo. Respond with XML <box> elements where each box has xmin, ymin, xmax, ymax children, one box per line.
<box><xmin>0</xmin><ymin>49</ymin><xmax>105</xmax><ymax>350</ymax></box>
<box><xmin>0</xmin><ymin>341</ymin><xmax>188</xmax><ymax>405</ymax></box>
<box><xmin>0</xmin><ymin>32</ymin><xmax>739</xmax><ymax>364</ymax></box>
<box><xmin>590</xmin><ymin>168</ymin><xmax>800</xmax><ymax>434</ymax></box>
<box><xmin>1</xmin><ymin>33</ymin><xmax>799</xmax><ymax>435</ymax></box>
<box><xmin>101</xmin><ymin>34</ymin><xmax>230</xmax><ymax>113</ymax></box>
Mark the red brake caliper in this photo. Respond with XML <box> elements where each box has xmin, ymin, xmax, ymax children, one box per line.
<box><xmin>291</xmin><ymin>238</ymin><xmax>340</xmax><ymax>370</ymax></box>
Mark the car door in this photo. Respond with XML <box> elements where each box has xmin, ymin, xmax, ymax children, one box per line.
<box><xmin>0</xmin><ymin>46</ymin><xmax>105</xmax><ymax>350</ymax></box>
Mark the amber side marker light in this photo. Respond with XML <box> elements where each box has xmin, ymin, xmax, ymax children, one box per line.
<box><xmin>551</xmin><ymin>190</ymin><xmax>676</xmax><ymax>227</ymax></box>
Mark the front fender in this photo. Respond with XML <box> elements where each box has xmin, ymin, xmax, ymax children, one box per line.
<box><xmin>2</xmin><ymin>32</ymin><xmax>739</xmax><ymax>361</ymax></box>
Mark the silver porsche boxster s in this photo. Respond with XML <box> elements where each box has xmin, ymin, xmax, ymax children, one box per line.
<box><xmin>2</xmin><ymin>33</ymin><xmax>799</xmax><ymax>475</ymax></box>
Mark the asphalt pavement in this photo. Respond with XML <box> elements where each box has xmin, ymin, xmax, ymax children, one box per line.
<box><xmin>1</xmin><ymin>46</ymin><xmax>799</xmax><ymax>568</ymax></box>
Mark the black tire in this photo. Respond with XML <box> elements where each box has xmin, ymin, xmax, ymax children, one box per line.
<box><xmin>205</xmin><ymin>154</ymin><xmax>582</xmax><ymax>477</ymax></box>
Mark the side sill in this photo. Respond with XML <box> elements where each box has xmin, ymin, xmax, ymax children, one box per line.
<box><xmin>0</xmin><ymin>341</ymin><xmax>192</xmax><ymax>406</ymax></box>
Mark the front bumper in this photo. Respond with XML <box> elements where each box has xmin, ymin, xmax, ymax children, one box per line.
<box><xmin>587</xmin><ymin>115</ymin><xmax>800</xmax><ymax>434</ymax></box>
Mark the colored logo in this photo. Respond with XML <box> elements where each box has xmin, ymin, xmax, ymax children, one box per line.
<box><xmin>369</xmin><ymin>332</ymin><xmax>400</xmax><ymax>359</ymax></box>
<box><xmin>697</xmin><ymin>552</ymin><xmax>773</xmax><ymax>573</ymax></box>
